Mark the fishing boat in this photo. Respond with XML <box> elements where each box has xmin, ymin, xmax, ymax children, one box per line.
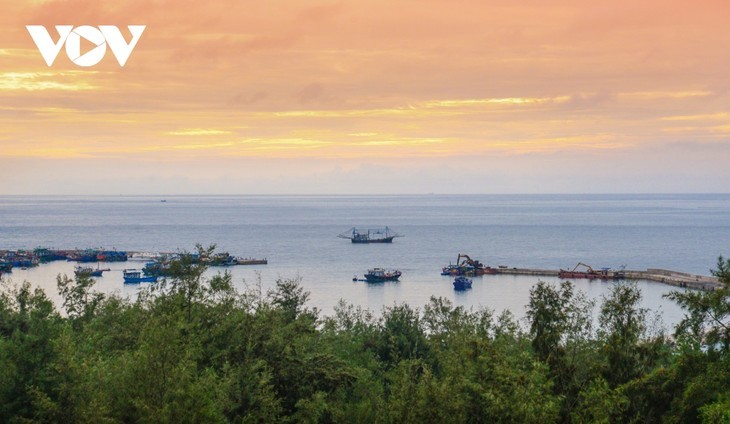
<box><xmin>453</xmin><ymin>276</ymin><xmax>473</xmax><ymax>291</ymax></box>
<box><xmin>123</xmin><ymin>269</ymin><xmax>158</xmax><ymax>284</ymax></box>
<box><xmin>74</xmin><ymin>265</ymin><xmax>110</xmax><ymax>278</ymax></box>
<box><xmin>363</xmin><ymin>268</ymin><xmax>402</xmax><ymax>282</ymax></box>
<box><xmin>67</xmin><ymin>249</ymin><xmax>101</xmax><ymax>263</ymax></box>
<box><xmin>96</xmin><ymin>250</ymin><xmax>128</xmax><ymax>262</ymax></box>
<box><xmin>338</xmin><ymin>227</ymin><xmax>403</xmax><ymax>243</ymax></box>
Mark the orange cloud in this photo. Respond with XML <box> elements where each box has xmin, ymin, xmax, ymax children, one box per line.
<box><xmin>1</xmin><ymin>0</ymin><xmax>730</xmax><ymax>192</ymax></box>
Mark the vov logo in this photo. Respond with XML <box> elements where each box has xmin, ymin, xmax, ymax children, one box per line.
<box><xmin>26</xmin><ymin>25</ymin><xmax>146</xmax><ymax>67</ymax></box>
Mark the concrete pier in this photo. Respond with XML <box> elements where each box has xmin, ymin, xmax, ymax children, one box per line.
<box><xmin>496</xmin><ymin>267</ymin><xmax>559</xmax><ymax>278</ymax></box>
<box><xmin>493</xmin><ymin>267</ymin><xmax>721</xmax><ymax>291</ymax></box>
<box><xmin>623</xmin><ymin>269</ymin><xmax>720</xmax><ymax>291</ymax></box>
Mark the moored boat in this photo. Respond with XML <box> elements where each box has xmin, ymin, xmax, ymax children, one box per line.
<box><xmin>143</xmin><ymin>261</ymin><xmax>173</xmax><ymax>277</ymax></box>
<box><xmin>123</xmin><ymin>269</ymin><xmax>158</xmax><ymax>284</ymax></box>
<box><xmin>0</xmin><ymin>262</ymin><xmax>12</xmax><ymax>273</ymax></box>
<box><xmin>441</xmin><ymin>254</ymin><xmax>497</xmax><ymax>276</ymax></box>
<box><xmin>74</xmin><ymin>265</ymin><xmax>110</xmax><ymax>278</ymax></box>
<box><xmin>97</xmin><ymin>250</ymin><xmax>128</xmax><ymax>262</ymax></box>
<box><xmin>363</xmin><ymin>268</ymin><xmax>402</xmax><ymax>282</ymax></box>
<box><xmin>453</xmin><ymin>276</ymin><xmax>473</xmax><ymax>290</ymax></box>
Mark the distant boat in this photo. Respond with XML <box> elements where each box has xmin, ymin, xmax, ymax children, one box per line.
<box><xmin>74</xmin><ymin>265</ymin><xmax>110</xmax><ymax>278</ymax></box>
<box><xmin>234</xmin><ymin>258</ymin><xmax>268</xmax><ymax>265</ymax></box>
<box><xmin>123</xmin><ymin>269</ymin><xmax>158</xmax><ymax>284</ymax></box>
<box><xmin>363</xmin><ymin>268</ymin><xmax>402</xmax><ymax>282</ymax></box>
<box><xmin>338</xmin><ymin>227</ymin><xmax>403</xmax><ymax>243</ymax></box>
<box><xmin>128</xmin><ymin>252</ymin><xmax>163</xmax><ymax>261</ymax></box>
<box><xmin>453</xmin><ymin>276</ymin><xmax>473</xmax><ymax>291</ymax></box>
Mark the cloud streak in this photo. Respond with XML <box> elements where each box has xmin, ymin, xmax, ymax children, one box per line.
<box><xmin>1</xmin><ymin>0</ymin><xmax>730</xmax><ymax>192</ymax></box>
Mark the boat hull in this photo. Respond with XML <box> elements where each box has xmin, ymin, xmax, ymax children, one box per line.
<box><xmin>123</xmin><ymin>276</ymin><xmax>158</xmax><ymax>284</ymax></box>
<box><xmin>364</xmin><ymin>274</ymin><xmax>400</xmax><ymax>282</ymax></box>
<box><xmin>75</xmin><ymin>270</ymin><xmax>105</xmax><ymax>277</ymax></box>
<box><xmin>352</xmin><ymin>237</ymin><xmax>394</xmax><ymax>244</ymax></box>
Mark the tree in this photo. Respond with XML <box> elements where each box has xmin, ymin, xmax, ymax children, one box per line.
<box><xmin>598</xmin><ymin>281</ymin><xmax>663</xmax><ymax>388</ymax></box>
<box><xmin>57</xmin><ymin>273</ymin><xmax>105</xmax><ymax>325</ymax></box>
<box><xmin>526</xmin><ymin>281</ymin><xmax>577</xmax><ymax>363</ymax></box>
<box><xmin>267</xmin><ymin>277</ymin><xmax>313</xmax><ymax>323</ymax></box>
<box><xmin>376</xmin><ymin>304</ymin><xmax>430</xmax><ymax>367</ymax></box>
<box><xmin>0</xmin><ymin>282</ymin><xmax>63</xmax><ymax>420</ymax></box>
<box><xmin>526</xmin><ymin>280</ymin><xmax>597</xmax><ymax>420</ymax></box>
<box><xmin>668</xmin><ymin>256</ymin><xmax>730</xmax><ymax>353</ymax></box>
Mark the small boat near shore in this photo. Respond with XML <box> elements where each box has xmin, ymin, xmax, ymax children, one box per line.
<box><xmin>453</xmin><ymin>276</ymin><xmax>473</xmax><ymax>290</ymax></box>
<box><xmin>361</xmin><ymin>268</ymin><xmax>402</xmax><ymax>282</ymax></box>
<box><xmin>123</xmin><ymin>269</ymin><xmax>158</xmax><ymax>284</ymax></box>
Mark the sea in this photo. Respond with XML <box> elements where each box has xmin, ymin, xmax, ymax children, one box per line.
<box><xmin>1</xmin><ymin>194</ymin><xmax>729</xmax><ymax>330</ymax></box>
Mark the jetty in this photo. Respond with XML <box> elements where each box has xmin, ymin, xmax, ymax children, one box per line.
<box><xmin>493</xmin><ymin>266</ymin><xmax>720</xmax><ymax>291</ymax></box>
<box><xmin>442</xmin><ymin>255</ymin><xmax>722</xmax><ymax>291</ymax></box>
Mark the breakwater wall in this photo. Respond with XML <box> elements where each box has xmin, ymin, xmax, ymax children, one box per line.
<box><xmin>496</xmin><ymin>267</ymin><xmax>721</xmax><ymax>291</ymax></box>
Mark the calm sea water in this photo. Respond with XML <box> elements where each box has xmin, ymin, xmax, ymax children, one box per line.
<box><xmin>1</xmin><ymin>194</ymin><xmax>729</xmax><ymax>328</ymax></box>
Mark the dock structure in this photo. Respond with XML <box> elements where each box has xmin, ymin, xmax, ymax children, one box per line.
<box><xmin>1</xmin><ymin>248</ymin><xmax>268</xmax><ymax>271</ymax></box>
<box><xmin>494</xmin><ymin>267</ymin><xmax>721</xmax><ymax>291</ymax></box>
<box><xmin>623</xmin><ymin>269</ymin><xmax>720</xmax><ymax>291</ymax></box>
<box><xmin>496</xmin><ymin>267</ymin><xmax>560</xmax><ymax>278</ymax></box>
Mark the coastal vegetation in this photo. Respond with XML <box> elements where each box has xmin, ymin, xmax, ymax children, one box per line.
<box><xmin>0</xmin><ymin>246</ymin><xmax>728</xmax><ymax>423</ymax></box>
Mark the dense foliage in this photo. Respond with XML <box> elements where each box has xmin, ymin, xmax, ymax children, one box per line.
<box><xmin>0</xmin><ymin>248</ymin><xmax>728</xmax><ymax>423</ymax></box>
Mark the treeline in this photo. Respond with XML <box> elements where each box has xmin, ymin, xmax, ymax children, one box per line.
<box><xmin>0</xmin><ymin>246</ymin><xmax>728</xmax><ymax>423</ymax></box>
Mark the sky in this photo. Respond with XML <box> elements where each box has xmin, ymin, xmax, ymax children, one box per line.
<box><xmin>1</xmin><ymin>0</ymin><xmax>729</xmax><ymax>194</ymax></box>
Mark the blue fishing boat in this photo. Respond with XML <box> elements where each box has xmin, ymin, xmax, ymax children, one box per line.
<box><xmin>123</xmin><ymin>269</ymin><xmax>158</xmax><ymax>284</ymax></box>
<box><xmin>453</xmin><ymin>276</ymin><xmax>473</xmax><ymax>291</ymax></box>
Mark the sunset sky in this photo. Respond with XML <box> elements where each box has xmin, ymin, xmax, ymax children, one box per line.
<box><xmin>1</xmin><ymin>0</ymin><xmax>729</xmax><ymax>194</ymax></box>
